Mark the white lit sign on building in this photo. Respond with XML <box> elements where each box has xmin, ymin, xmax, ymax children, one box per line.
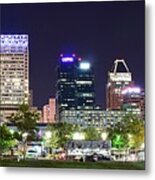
<box><xmin>109</xmin><ymin>73</ymin><xmax>132</xmax><ymax>82</ymax></box>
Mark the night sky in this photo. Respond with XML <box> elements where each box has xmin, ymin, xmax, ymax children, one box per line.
<box><xmin>0</xmin><ymin>1</ymin><xmax>145</xmax><ymax>109</ymax></box>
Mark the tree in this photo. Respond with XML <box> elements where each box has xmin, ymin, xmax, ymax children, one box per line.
<box><xmin>44</xmin><ymin>129</ymin><xmax>60</xmax><ymax>155</ymax></box>
<box><xmin>9</xmin><ymin>104</ymin><xmax>40</xmax><ymax>158</ymax></box>
<box><xmin>107</xmin><ymin>113</ymin><xmax>145</xmax><ymax>159</ymax></box>
<box><xmin>107</xmin><ymin>121</ymin><xmax>128</xmax><ymax>150</ymax></box>
<box><xmin>45</xmin><ymin>122</ymin><xmax>77</xmax><ymax>150</ymax></box>
<box><xmin>124</xmin><ymin>114</ymin><xmax>145</xmax><ymax>150</ymax></box>
<box><xmin>0</xmin><ymin>123</ymin><xmax>16</xmax><ymax>155</ymax></box>
<box><xmin>83</xmin><ymin>127</ymin><xmax>101</xmax><ymax>141</ymax></box>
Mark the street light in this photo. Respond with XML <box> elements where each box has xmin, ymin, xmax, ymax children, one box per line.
<box><xmin>101</xmin><ymin>132</ymin><xmax>108</xmax><ymax>141</ymax></box>
<box><xmin>22</xmin><ymin>132</ymin><xmax>28</xmax><ymax>141</ymax></box>
<box><xmin>22</xmin><ymin>132</ymin><xmax>28</xmax><ymax>159</ymax></box>
<box><xmin>9</xmin><ymin>129</ymin><xmax>15</xmax><ymax>135</ymax></box>
<box><xmin>45</xmin><ymin>131</ymin><xmax>52</xmax><ymax>139</ymax></box>
<box><xmin>72</xmin><ymin>132</ymin><xmax>85</xmax><ymax>140</ymax></box>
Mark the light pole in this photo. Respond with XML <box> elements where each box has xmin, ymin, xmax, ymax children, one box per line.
<box><xmin>22</xmin><ymin>132</ymin><xmax>28</xmax><ymax>159</ymax></box>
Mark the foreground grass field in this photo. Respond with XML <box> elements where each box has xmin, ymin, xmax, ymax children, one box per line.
<box><xmin>0</xmin><ymin>159</ymin><xmax>145</xmax><ymax>170</ymax></box>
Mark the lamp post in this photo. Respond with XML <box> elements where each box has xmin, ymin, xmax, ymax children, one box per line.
<box><xmin>9</xmin><ymin>129</ymin><xmax>15</xmax><ymax>156</ymax></box>
<box><xmin>22</xmin><ymin>132</ymin><xmax>28</xmax><ymax>159</ymax></box>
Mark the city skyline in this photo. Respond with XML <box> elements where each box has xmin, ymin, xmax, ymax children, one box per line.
<box><xmin>0</xmin><ymin>1</ymin><xmax>145</xmax><ymax>109</ymax></box>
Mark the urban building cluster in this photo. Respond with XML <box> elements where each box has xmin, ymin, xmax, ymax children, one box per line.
<box><xmin>0</xmin><ymin>34</ymin><xmax>145</xmax><ymax>128</ymax></box>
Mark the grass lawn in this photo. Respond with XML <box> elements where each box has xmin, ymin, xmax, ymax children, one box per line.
<box><xmin>0</xmin><ymin>159</ymin><xmax>145</xmax><ymax>170</ymax></box>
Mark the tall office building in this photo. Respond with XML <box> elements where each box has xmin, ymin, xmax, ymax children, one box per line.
<box><xmin>56</xmin><ymin>55</ymin><xmax>77</xmax><ymax>120</ymax></box>
<box><xmin>76</xmin><ymin>61</ymin><xmax>95</xmax><ymax>110</ymax></box>
<box><xmin>56</xmin><ymin>54</ymin><xmax>98</xmax><ymax>124</ymax></box>
<box><xmin>106</xmin><ymin>59</ymin><xmax>133</xmax><ymax>110</ymax></box>
<box><xmin>0</xmin><ymin>34</ymin><xmax>29</xmax><ymax>121</ymax></box>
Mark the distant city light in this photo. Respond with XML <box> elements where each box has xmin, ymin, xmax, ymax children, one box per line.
<box><xmin>122</xmin><ymin>87</ymin><xmax>141</xmax><ymax>94</ymax></box>
<box><xmin>78</xmin><ymin>57</ymin><xmax>82</xmax><ymax>61</ymax></box>
<box><xmin>80</xmin><ymin>62</ymin><xmax>90</xmax><ymax>70</ymax></box>
<box><xmin>61</xmin><ymin>57</ymin><xmax>74</xmax><ymax>62</ymax></box>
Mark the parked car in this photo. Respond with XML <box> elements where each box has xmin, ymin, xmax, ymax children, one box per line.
<box><xmin>25</xmin><ymin>149</ymin><xmax>39</xmax><ymax>159</ymax></box>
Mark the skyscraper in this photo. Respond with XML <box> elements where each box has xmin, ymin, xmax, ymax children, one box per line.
<box><xmin>0</xmin><ymin>34</ymin><xmax>29</xmax><ymax>121</ymax></box>
<box><xmin>106</xmin><ymin>59</ymin><xmax>133</xmax><ymax>110</ymax></box>
<box><xmin>56</xmin><ymin>54</ymin><xmax>98</xmax><ymax>124</ymax></box>
<box><xmin>56</xmin><ymin>55</ymin><xmax>77</xmax><ymax>120</ymax></box>
<box><xmin>76</xmin><ymin>61</ymin><xmax>95</xmax><ymax>110</ymax></box>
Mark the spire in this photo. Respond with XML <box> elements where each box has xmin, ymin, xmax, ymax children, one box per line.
<box><xmin>112</xmin><ymin>59</ymin><xmax>130</xmax><ymax>73</ymax></box>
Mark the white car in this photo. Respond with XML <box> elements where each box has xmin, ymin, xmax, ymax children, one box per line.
<box><xmin>26</xmin><ymin>149</ymin><xmax>39</xmax><ymax>159</ymax></box>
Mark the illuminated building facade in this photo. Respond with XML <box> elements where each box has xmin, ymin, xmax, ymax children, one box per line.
<box><xmin>60</xmin><ymin>108</ymin><xmax>105</xmax><ymax>128</ymax></box>
<box><xmin>42</xmin><ymin>104</ymin><xmax>50</xmax><ymax>123</ymax></box>
<box><xmin>0</xmin><ymin>34</ymin><xmax>29</xmax><ymax>121</ymax></box>
<box><xmin>56</xmin><ymin>55</ymin><xmax>77</xmax><ymax>119</ymax></box>
<box><xmin>59</xmin><ymin>109</ymin><xmax>141</xmax><ymax>128</ymax></box>
<box><xmin>42</xmin><ymin>98</ymin><xmax>56</xmax><ymax>123</ymax></box>
<box><xmin>76</xmin><ymin>61</ymin><xmax>95</xmax><ymax>110</ymax></box>
<box><xmin>56</xmin><ymin>55</ymin><xmax>97</xmax><ymax>123</ymax></box>
<box><xmin>122</xmin><ymin>86</ymin><xmax>145</xmax><ymax>119</ymax></box>
<box><xmin>106</xmin><ymin>59</ymin><xmax>133</xmax><ymax>110</ymax></box>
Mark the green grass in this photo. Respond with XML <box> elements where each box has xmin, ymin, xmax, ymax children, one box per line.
<box><xmin>0</xmin><ymin>159</ymin><xmax>145</xmax><ymax>170</ymax></box>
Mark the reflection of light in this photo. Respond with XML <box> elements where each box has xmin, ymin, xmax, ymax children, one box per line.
<box><xmin>73</xmin><ymin>132</ymin><xmax>85</xmax><ymax>140</ymax></box>
<box><xmin>80</xmin><ymin>62</ymin><xmax>90</xmax><ymax>70</ymax></box>
<box><xmin>61</xmin><ymin>57</ymin><xmax>74</xmax><ymax>62</ymax></box>
<box><xmin>122</xmin><ymin>87</ymin><xmax>141</xmax><ymax>94</ymax></box>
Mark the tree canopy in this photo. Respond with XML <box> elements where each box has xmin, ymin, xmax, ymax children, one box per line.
<box><xmin>9</xmin><ymin>104</ymin><xmax>40</xmax><ymax>141</ymax></box>
<box><xmin>107</xmin><ymin>113</ymin><xmax>145</xmax><ymax>150</ymax></box>
<box><xmin>0</xmin><ymin>123</ymin><xmax>16</xmax><ymax>155</ymax></box>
